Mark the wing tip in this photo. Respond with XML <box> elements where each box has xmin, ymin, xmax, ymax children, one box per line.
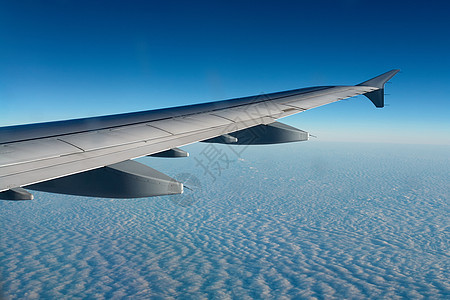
<box><xmin>358</xmin><ymin>69</ymin><xmax>400</xmax><ymax>89</ymax></box>
<box><xmin>359</xmin><ymin>69</ymin><xmax>400</xmax><ymax>108</ymax></box>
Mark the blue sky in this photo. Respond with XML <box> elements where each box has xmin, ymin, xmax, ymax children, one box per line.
<box><xmin>1</xmin><ymin>0</ymin><xmax>449</xmax><ymax>144</ymax></box>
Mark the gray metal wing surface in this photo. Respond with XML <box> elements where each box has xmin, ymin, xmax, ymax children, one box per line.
<box><xmin>0</xmin><ymin>70</ymin><xmax>399</xmax><ymax>199</ymax></box>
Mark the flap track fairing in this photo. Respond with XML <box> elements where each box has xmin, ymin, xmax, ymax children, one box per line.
<box><xmin>26</xmin><ymin>160</ymin><xmax>182</xmax><ymax>199</ymax></box>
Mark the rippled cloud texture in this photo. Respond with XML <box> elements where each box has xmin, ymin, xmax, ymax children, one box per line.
<box><xmin>1</xmin><ymin>142</ymin><xmax>449</xmax><ymax>299</ymax></box>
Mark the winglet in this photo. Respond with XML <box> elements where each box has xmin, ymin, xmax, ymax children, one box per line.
<box><xmin>357</xmin><ymin>69</ymin><xmax>400</xmax><ymax>108</ymax></box>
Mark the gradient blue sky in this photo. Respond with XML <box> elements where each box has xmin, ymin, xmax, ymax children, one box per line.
<box><xmin>1</xmin><ymin>0</ymin><xmax>449</xmax><ymax>144</ymax></box>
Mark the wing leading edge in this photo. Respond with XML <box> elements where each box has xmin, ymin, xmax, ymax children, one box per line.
<box><xmin>0</xmin><ymin>70</ymin><xmax>399</xmax><ymax>200</ymax></box>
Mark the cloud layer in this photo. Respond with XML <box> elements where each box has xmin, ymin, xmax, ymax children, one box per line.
<box><xmin>1</xmin><ymin>142</ymin><xmax>449</xmax><ymax>299</ymax></box>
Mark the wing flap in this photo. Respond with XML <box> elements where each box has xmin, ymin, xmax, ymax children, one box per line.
<box><xmin>59</xmin><ymin>124</ymin><xmax>171</xmax><ymax>151</ymax></box>
<box><xmin>0</xmin><ymin>138</ymin><xmax>83</xmax><ymax>166</ymax></box>
<box><xmin>148</xmin><ymin>114</ymin><xmax>233</xmax><ymax>135</ymax></box>
<box><xmin>283</xmin><ymin>86</ymin><xmax>375</xmax><ymax>110</ymax></box>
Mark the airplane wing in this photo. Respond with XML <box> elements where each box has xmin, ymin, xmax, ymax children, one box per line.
<box><xmin>0</xmin><ymin>70</ymin><xmax>399</xmax><ymax>200</ymax></box>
